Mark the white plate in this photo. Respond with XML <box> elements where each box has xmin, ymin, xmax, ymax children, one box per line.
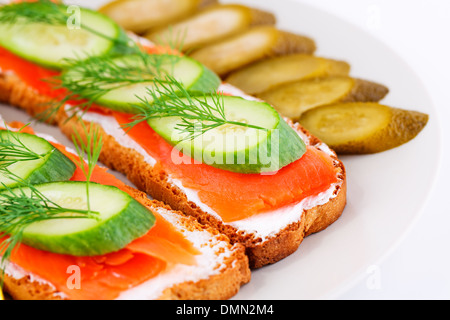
<box><xmin>0</xmin><ymin>0</ymin><xmax>441</xmax><ymax>300</ymax></box>
<box><xmin>220</xmin><ymin>0</ymin><xmax>441</xmax><ymax>300</ymax></box>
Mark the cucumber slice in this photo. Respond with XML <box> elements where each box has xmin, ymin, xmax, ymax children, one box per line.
<box><xmin>0</xmin><ymin>131</ymin><xmax>76</xmax><ymax>189</ymax></box>
<box><xmin>0</xmin><ymin>3</ymin><xmax>122</xmax><ymax>69</ymax></box>
<box><xmin>6</xmin><ymin>181</ymin><xmax>155</xmax><ymax>256</ymax></box>
<box><xmin>61</xmin><ymin>54</ymin><xmax>221</xmax><ymax>114</ymax></box>
<box><xmin>148</xmin><ymin>96</ymin><xmax>306</xmax><ymax>173</ymax></box>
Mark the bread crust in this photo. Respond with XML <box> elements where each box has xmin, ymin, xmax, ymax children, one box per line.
<box><xmin>3</xmin><ymin>274</ymin><xmax>63</xmax><ymax>300</ymax></box>
<box><xmin>0</xmin><ymin>73</ymin><xmax>59</xmax><ymax>124</ymax></box>
<box><xmin>0</xmin><ymin>72</ymin><xmax>347</xmax><ymax>270</ymax></box>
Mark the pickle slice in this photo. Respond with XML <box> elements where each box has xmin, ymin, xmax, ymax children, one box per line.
<box><xmin>198</xmin><ymin>0</ymin><xmax>218</xmax><ymax>8</ymax></box>
<box><xmin>190</xmin><ymin>26</ymin><xmax>316</xmax><ymax>77</ymax></box>
<box><xmin>225</xmin><ymin>54</ymin><xmax>350</xmax><ymax>95</ymax></box>
<box><xmin>260</xmin><ymin>76</ymin><xmax>389</xmax><ymax>120</ymax></box>
<box><xmin>99</xmin><ymin>0</ymin><xmax>206</xmax><ymax>34</ymax></box>
<box><xmin>145</xmin><ymin>4</ymin><xmax>276</xmax><ymax>52</ymax></box>
<box><xmin>299</xmin><ymin>102</ymin><xmax>429</xmax><ymax>154</ymax></box>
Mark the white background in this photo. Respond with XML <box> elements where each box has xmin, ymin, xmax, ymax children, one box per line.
<box><xmin>293</xmin><ymin>0</ymin><xmax>450</xmax><ymax>299</ymax></box>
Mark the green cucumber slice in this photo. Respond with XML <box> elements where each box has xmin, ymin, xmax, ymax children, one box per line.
<box><xmin>148</xmin><ymin>96</ymin><xmax>306</xmax><ymax>173</ymax></box>
<box><xmin>0</xmin><ymin>131</ymin><xmax>76</xmax><ymax>189</ymax></box>
<box><xmin>5</xmin><ymin>181</ymin><xmax>155</xmax><ymax>256</ymax></box>
<box><xmin>0</xmin><ymin>3</ymin><xmax>122</xmax><ymax>69</ymax></box>
<box><xmin>61</xmin><ymin>53</ymin><xmax>221</xmax><ymax>114</ymax></box>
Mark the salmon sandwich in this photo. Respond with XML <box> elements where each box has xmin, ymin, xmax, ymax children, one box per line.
<box><xmin>0</xmin><ymin>118</ymin><xmax>250</xmax><ymax>300</ymax></box>
<box><xmin>0</xmin><ymin>1</ymin><xmax>346</xmax><ymax>270</ymax></box>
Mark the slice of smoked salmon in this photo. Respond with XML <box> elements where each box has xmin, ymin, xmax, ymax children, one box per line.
<box><xmin>146</xmin><ymin>210</ymin><xmax>199</xmax><ymax>257</ymax></box>
<box><xmin>127</xmin><ymin>234</ymin><xmax>196</xmax><ymax>266</ymax></box>
<box><xmin>87</xmin><ymin>254</ymin><xmax>166</xmax><ymax>293</ymax></box>
<box><xmin>113</xmin><ymin>112</ymin><xmax>339</xmax><ymax>222</ymax></box>
<box><xmin>7</xmin><ymin>241</ymin><xmax>167</xmax><ymax>300</ymax></box>
<box><xmin>0</xmin><ymin>47</ymin><xmax>65</xmax><ymax>98</ymax></box>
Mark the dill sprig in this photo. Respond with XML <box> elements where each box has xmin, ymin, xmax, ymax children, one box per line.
<box><xmin>0</xmin><ymin>0</ymin><xmax>68</xmax><ymax>26</ymax></box>
<box><xmin>38</xmin><ymin>50</ymin><xmax>182</xmax><ymax>122</ymax></box>
<box><xmin>62</xmin><ymin>52</ymin><xmax>179</xmax><ymax>103</ymax></box>
<box><xmin>0</xmin><ymin>124</ymin><xmax>101</xmax><ymax>284</ymax></box>
<box><xmin>0</xmin><ymin>170</ymin><xmax>99</xmax><ymax>284</ymax></box>
<box><xmin>71</xmin><ymin>122</ymin><xmax>103</xmax><ymax>213</ymax></box>
<box><xmin>0</xmin><ymin>0</ymin><xmax>134</xmax><ymax>51</ymax></box>
<box><xmin>151</xmin><ymin>25</ymin><xmax>190</xmax><ymax>54</ymax></box>
<box><xmin>0</xmin><ymin>127</ymin><xmax>45</xmax><ymax>170</ymax></box>
<box><xmin>125</xmin><ymin>76</ymin><xmax>268</xmax><ymax>141</ymax></box>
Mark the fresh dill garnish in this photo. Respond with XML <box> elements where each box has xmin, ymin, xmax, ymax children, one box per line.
<box><xmin>0</xmin><ymin>0</ymin><xmax>68</xmax><ymax>26</ymax></box>
<box><xmin>151</xmin><ymin>25</ymin><xmax>190</xmax><ymax>54</ymax></box>
<box><xmin>124</xmin><ymin>75</ymin><xmax>268</xmax><ymax>141</ymax></box>
<box><xmin>59</xmin><ymin>53</ymin><xmax>179</xmax><ymax>105</ymax></box>
<box><xmin>37</xmin><ymin>48</ymin><xmax>183</xmax><ymax>123</ymax></box>
<box><xmin>0</xmin><ymin>124</ymin><xmax>100</xmax><ymax>284</ymax></box>
<box><xmin>0</xmin><ymin>0</ymin><xmax>134</xmax><ymax>51</ymax></box>
<box><xmin>0</xmin><ymin>126</ymin><xmax>45</xmax><ymax>170</ymax></box>
<box><xmin>71</xmin><ymin>122</ymin><xmax>103</xmax><ymax>213</ymax></box>
<box><xmin>0</xmin><ymin>170</ymin><xmax>99</xmax><ymax>285</ymax></box>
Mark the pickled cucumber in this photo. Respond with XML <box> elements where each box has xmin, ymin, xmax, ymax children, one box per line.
<box><xmin>299</xmin><ymin>102</ymin><xmax>428</xmax><ymax>154</ymax></box>
<box><xmin>190</xmin><ymin>26</ymin><xmax>316</xmax><ymax>77</ymax></box>
<box><xmin>145</xmin><ymin>4</ymin><xmax>276</xmax><ymax>52</ymax></box>
<box><xmin>99</xmin><ymin>0</ymin><xmax>207</xmax><ymax>34</ymax></box>
<box><xmin>260</xmin><ymin>76</ymin><xmax>389</xmax><ymax>120</ymax></box>
<box><xmin>225</xmin><ymin>54</ymin><xmax>350</xmax><ymax>95</ymax></box>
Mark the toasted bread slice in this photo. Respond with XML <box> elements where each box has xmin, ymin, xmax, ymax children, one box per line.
<box><xmin>0</xmin><ymin>73</ymin><xmax>346</xmax><ymax>269</ymax></box>
<box><xmin>0</xmin><ymin>121</ymin><xmax>250</xmax><ymax>300</ymax></box>
<box><xmin>0</xmin><ymin>73</ymin><xmax>58</xmax><ymax>124</ymax></box>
